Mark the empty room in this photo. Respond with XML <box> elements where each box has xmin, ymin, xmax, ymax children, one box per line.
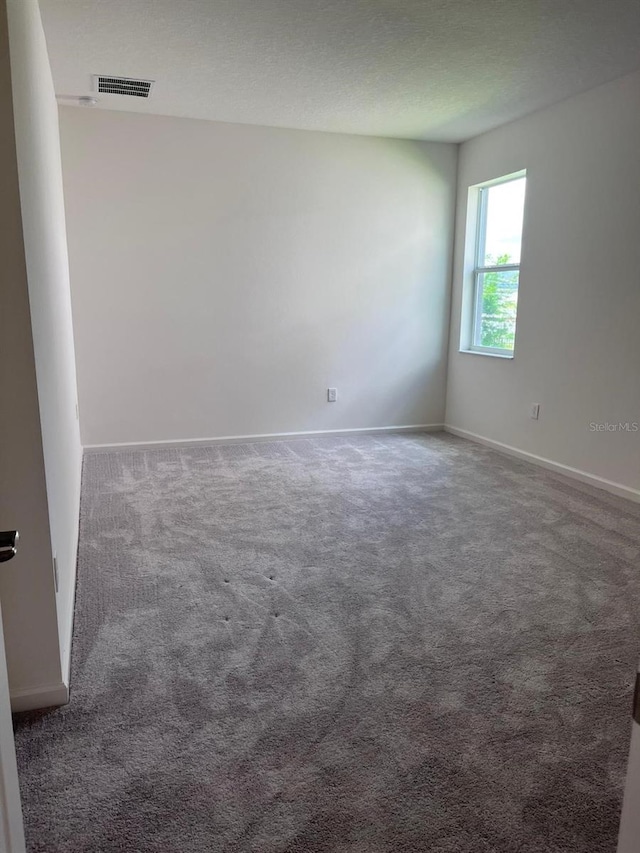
<box><xmin>1</xmin><ymin>0</ymin><xmax>640</xmax><ymax>850</ymax></box>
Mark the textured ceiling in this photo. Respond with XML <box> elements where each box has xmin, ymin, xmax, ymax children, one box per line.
<box><xmin>40</xmin><ymin>0</ymin><xmax>640</xmax><ymax>142</ymax></box>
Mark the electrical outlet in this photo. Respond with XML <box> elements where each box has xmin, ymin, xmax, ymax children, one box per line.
<box><xmin>53</xmin><ymin>555</ymin><xmax>59</xmax><ymax>593</ymax></box>
<box><xmin>75</xmin><ymin>402</ymin><xmax>79</xmax><ymax>420</ymax></box>
<box><xmin>530</xmin><ymin>403</ymin><xmax>540</xmax><ymax>420</ymax></box>
<box><xmin>327</xmin><ymin>388</ymin><xmax>337</xmax><ymax>403</ymax></box>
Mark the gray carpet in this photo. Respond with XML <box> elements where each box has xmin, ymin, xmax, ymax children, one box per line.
<box><xmin>13</xmin><ymin>432</ymin><xmax>640</xmax><ymax>852</ymax></box>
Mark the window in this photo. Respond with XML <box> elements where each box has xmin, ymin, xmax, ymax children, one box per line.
<box><xmin>469</xmin><ymin>173</ymin><xmax>526</xmax><ymax>356</ymax></box>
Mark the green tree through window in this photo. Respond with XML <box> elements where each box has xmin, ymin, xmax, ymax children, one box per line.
<box><xmin>479</xmin><ymin>253</ymin><xmax>518</xmax><ymax>350</ymax></box>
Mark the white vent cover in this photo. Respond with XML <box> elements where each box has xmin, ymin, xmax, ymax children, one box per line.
<box><xmin>93</xmin><ymin>75</ymin><xmax>154</xmax><ymax>98</ymax></box>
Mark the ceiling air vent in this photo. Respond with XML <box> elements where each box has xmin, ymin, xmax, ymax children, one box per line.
<box><xmin>94</xmin><ymin>75</ymin><xmax>154</xmax><ymax>98</ymax></box>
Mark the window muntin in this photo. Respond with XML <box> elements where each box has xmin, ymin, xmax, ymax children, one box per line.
<box><xmin>472</xmin><ymin>174</ymin><xmax>526</xmax><ymax>355</ymax></box>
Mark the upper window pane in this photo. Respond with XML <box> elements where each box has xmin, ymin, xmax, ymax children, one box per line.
<box><xmin>481</xmin><ymin>177</ymin><xmax>526</xmax><ymax>267</ymax></box>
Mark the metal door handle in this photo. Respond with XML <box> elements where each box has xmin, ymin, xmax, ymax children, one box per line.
<box><xmin>0</xmin><ymin>531</ymin><xmax>18</xmax><ymax>563</ymax></box>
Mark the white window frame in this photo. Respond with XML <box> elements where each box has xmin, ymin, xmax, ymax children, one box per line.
<box><xmin>469</xmin><ymin>171</ymin><xmax>526</xmax><ymax>357</ymax></box>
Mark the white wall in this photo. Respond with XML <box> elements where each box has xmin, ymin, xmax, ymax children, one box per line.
<box><xmin>59</xmin><ymin>108</ymin><xmax>457</xmax><ymax>447</ymax></box>
<box><xmin>445</xmin><ymin>70</ymin><xmax>640</xmax><ymax>496</ymax></box>
<box><xmin>0</xmin><ymin>0</ymin><xmax>82</xmax><ymax>707</ymax></box>
<box><xmin>7</xmin><ymin>0</ymin><xmax>82</xmax><ymax>682</ymax></box>
<box><xmin>0</xmin><ymin>0</ymin><xmax>61</xmax><ymax>703</ymax></box>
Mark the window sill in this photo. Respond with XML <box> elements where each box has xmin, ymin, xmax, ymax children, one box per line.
<box><xmin>459</xmin><ymin>349</ymin><xmax>514</xmax><ymax>360</ymax></box>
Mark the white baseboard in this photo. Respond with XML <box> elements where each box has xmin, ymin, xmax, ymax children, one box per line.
<box><xmin>444</xmin><ymin>425</ymin><xmax>640</xmax><ymax>504</ymax></box>
<box><xmin>10</xmin><ymin>680</ymin><xmax>69</xmax><ymax>713</ymax></box>
<box><xmin>83</xmin><ymin>424</ymin><xmax>445</xmax><ymax>453</ymax></box>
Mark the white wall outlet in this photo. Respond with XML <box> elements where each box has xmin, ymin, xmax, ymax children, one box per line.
<box><xmin>53</xmin><ymin>555</ymin><xmax>59</xmax><ymax>593</ymax></box>
<box><xmin>327</xmin><ymin>387</ymin><xmax>337</xmax><ymax>403</ymax></box>
<box><xmin>530</xmin><ymin>403</ymin><xmax>540</xmax><ymax>420</ymax></box>
<box><xmin>75</xmin><ymin>402</ymin><xmax>79</xmax><ymax>420</ymax></box>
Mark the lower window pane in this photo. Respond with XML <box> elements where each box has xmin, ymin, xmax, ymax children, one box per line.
<box><xmin>476</xmin><ymin>270</ymin><xmax>519</xmax><ymax>350</ymax></box>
